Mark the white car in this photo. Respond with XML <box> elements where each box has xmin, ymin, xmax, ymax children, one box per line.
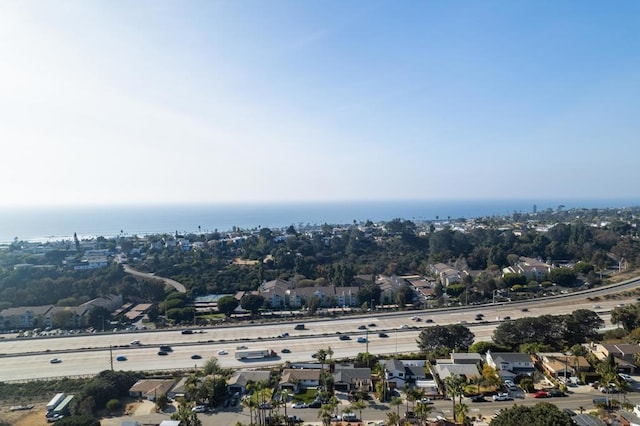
<box><xmin>493</xmin><ymin>393</ymin><xmax>512</xmax><ymax>401</ymax></box>
<box><xmin>400</xmin><ymin>324</ymin><xmax>409</xmax><ymax>329</ymax></box>
<box><xmin>619</xmin><ymin>373</ymin><xmax>633</xmax><ymax>382</ymax></box>
<box><xmin>291</xmin><ymin>402</ymin><xmax>307</xmax><ymax>409</ymax></box>
<box><xmin>192</xmin><ymin>405</ymin><xmax>206</xmax><ymax>413</ymax></box>
<box><xmin>217</xmin><ymin>350</ymin><xmax>229</xmax><ymax>355</ymax></box>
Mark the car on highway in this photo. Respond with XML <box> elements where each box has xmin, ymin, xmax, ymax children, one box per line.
<box><xmin>157</xmin><ymin>351</ymin><xmax>168</xmax><ymax>356</ymax></box>
<box><xmin>217</xmin><ymin>350</ymin><xmax>229</xmax><ymax>355</ymax></box>
<box><xmin>425</xmin><ymin>318</ymin><xmax>434</xmax><ymax>323</ymax></box>
<box><xmin>281</xmin><ymin>348</ymin><xmax>291</xmax><ymax>353</ymax></box>
<box><xmin>291</xmin><ymin>402</ymin><xmax>307</xmax><ymax>409</ymax></box>
<box><xmin>378</xmin><ymin>332</ymin><xmax>388</xmax><ymax>338</ymax></box>
<box><xmin>357</xmin><ymin>337</ymin><xmax>367</xmax><ymax>343</ymax></box>
<box><xmin>339</xmin><ymin>335</ymin><xmax>351</xmax><ymax>340</ymax></box>
<box><xmin>358</xmin><ymin>325</ymin><xmax>367</xmax><ymax>330</ymax></box>
<box><xmin>130</xmin><ymin>340</ymin><xmax>140</xmax><ymax>345</ymax></box>
<box><xmin>368</xmin><ymin>323</ymin><xmax>377</xmax><ymax>327</ymax></box>
<box><xmin>191</xmin><ymin>354</ymin><xmax>202</xmax><ymax>360</ymax></box>
<box><xmin>181</xmin><ymin>329</ymin><xmax>193</xmax><ymax>335</ymax></box>
<box><xmin>49</xmin><ymin>358</ymin><xmax>62</xmax><ymax>364</ymax></box>
<box><xmin>492</xmin><ymin>393</ymin><xmax>512</xmax><ymax>401</ymax></box>
<box><xmin>116</xmin><ymin>355</ymin><xmax>127</xmax><ymax>361</ymax></box>
<box><xmin>400</xmin><ymin>324</ymin><xmax>409</xmax><ymax>329</ymax></box>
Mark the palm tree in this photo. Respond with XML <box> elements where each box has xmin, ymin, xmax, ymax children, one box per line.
<box><xmin>318</xmin><ymin>403</ymin><xmax>334</xmax><ymax>426</ymax></box>
<box><xmin>242</xmin><ymin>397</ymin><xmax>257</xmax><ymax>426</ymax></box>
<box><xmin>444</xmin><ymin>373</ymin><xmax>465</xmax><ymax>422</ymax></box>
<box><xmin>390</xmin><ymin>396</ymin><xmax>403</xmax><ymax>416</ymax></box>
<box><xmin>315</xmin><ymin>348</ymin><xmax>329</xmax><ymax>395</ymax></box>
<box><xmin>414</xmin><ymin>400</ymin><xmax>433</xmax><ymax>426</ymax></box>
<box><xmin>455</xmin><ymin>402</ymin><xmax>469</xmax><ymax>425</ymax></box>
<box><xmin>280</xmin><ymin>390</ymin><xmax>290</xmax><ymax>420</ymax></box>
<box><xmin>386</xmin><ymin>411</ymin><xmax>401</xmax><ymax>426</ymax></box>
<box><xmin>350</xmin><ymin>399</ymin><xmax>367</xmax><ymax>421</ymax></box>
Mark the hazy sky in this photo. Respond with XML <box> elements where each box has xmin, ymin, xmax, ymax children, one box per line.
<box><xmin>1</xmin><ymin>1</ymin><xmax>639</xmax><ymax>207</ymax></box>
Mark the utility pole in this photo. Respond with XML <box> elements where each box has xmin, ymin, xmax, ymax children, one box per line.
<box><xmin>109</xmin><ymin>345</ymin><xmax>113</xmax><ymax>371</ymax></box>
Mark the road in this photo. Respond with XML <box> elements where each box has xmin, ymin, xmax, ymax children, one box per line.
<box><xmin>0</xmin><ymin>287</ymin><xmax>633</xmax><ymax>381</ymax></box>
<box><xmin>122</xmin><ymin>264</ymin><xmax>186</xmax><ymax>293</ymax></box>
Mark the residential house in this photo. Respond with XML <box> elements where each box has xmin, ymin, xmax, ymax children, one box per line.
<box><xmin>430</xmin><ymin>264</ymin><xmax>460</xmax><ymax>287</ymax></box>
<box><xmin>227</xmin><ymin>370</ymin><xmax>272</xmax><ymax>395</ymax></box>
<box><xmin>450</xmin><ymin>353</ymin><xmax>483</xmax><ymax>366</ymax></box>
<box><xmin>0</xmin><ymin>305</ymin><xmax>54</xmax><ymax>330</ymax></box>
<box><xmin>259</xmin><ymin>279</ymin><xmax>292</xmax><ymax>308</ymax></box>
<box><xmin>332</xmin><ymin>365</ymin><xmax>372</xmax><ymax>392</ymax></box>
<box><xmin>377</xmin><ymin>276</ymin><xmax>410</xmax><ymax>305</ymax></box>
<box><xmin>587</xmin><ymin>343</ymin><xmax>639</xmax><ymax>373</ymax></box>
<box><xmin>279</xmin><ymin>369</ymin><xmax>321</xmax><ymax>393</ymax></box>
<box><xmin>537</xmin><ymin>353</ymin><xmax>591</xmax><ymax>379</ymax></box>
<box><xmin>502</xmin><ymin>257</ymin><xmax>551</xmax><ymax>282</ymax></box>
<box><xmin>485</xmin><ymin>351</ymin><xmax>535</xmax><ymax>379</ymax></box>
<box><xmin>381</xmin><ymin>359</ymin><xmax>407</xmax><ymax>387</ymax></box>
<box><xmin>129</xmin><ymin>379</ymin><xmax>176</xmax><ymax>401</ymax></box>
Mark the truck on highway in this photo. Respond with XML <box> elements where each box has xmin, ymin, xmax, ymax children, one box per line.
<box><xmin>235</xmin><ymin>349</ymin><xmax>277</xmax><ymax>360</ymax></box>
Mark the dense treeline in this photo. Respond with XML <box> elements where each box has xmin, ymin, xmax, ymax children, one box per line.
<box><xmin>2</xmin><ymin>207</ymin><xmax>640</xmax><ymax>309</ymax></box>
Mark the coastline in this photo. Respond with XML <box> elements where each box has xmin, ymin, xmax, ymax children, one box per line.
<box><xmin>1</xmin><ymin>198</ymin><xmax>638</xmax><ymax>244</ymax></box>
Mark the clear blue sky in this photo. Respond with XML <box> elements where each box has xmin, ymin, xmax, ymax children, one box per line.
<box><xmin>1</xmin><ymin>1</ymin><xmax>638</xmax><ymax>206</ymax></box>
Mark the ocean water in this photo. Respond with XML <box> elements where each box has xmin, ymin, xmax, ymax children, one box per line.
<box><xmin>0</xmin><ymin>198</ymin><xmax>638</xmax><ymax>244</ymax></box>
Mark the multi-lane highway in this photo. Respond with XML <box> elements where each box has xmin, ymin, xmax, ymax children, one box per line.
<box><xmin>1</xmin><ymin>277</ymin><xmax>637</xmax><ymax>382</ymax></box>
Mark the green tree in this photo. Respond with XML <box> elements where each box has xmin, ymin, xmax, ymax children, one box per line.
<box><xmin>416</xmin><ymin>324</ymin><xmax>474</xmax><ymax>354</ymax></box>
<box><xmin>240</xmin><ymin>294</ymin><xmax>265</xmax><ymax>315</ymax></box>
<box><xmin>105</xmin><ymin>398</ymin><xmax>121</xmax><ymax>414</ymax></box>
<box><xmin>491</xmin><ymin>402</ymin><xmax>573</xmax><ymax>425</ymax></box>
<box><xmin>216</xmin><ymin>296</ymin><xmax>239</xmax><ymax>317</ymax></box>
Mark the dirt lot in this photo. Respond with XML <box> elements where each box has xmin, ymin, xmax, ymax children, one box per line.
<box><xmin>2</xmin><ymin>400</ymin><xmax>144</xmax><ymax>425</ymax></box>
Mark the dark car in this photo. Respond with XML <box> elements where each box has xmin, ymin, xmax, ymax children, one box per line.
<box><xmin>368</xmin><ymin>323</ymin><xmax>377</xmax><ymax>327</ymax></box>
<box><xmin>307</xmin><ymin>401</ymin><xmax>322</xmax><ymax>408</ymax></box>
<box><xmin>470</xmin><ymin>395</ymin><xmax>487</xmax><ymax>403</ymax></box>
<box><xmin>549</xmin><ymin>389</ymin><xmax>566</xmax><ymax>397</ymax></box>
<box><xmin>181</xmin><ymin>329</ymin><xmax>193</xmax><ymax>335</ymax></box>
<box><xmin>158</xmin><ymin>350</ymin><xmax>168</xmax><ymax>356</ymax></box>
<box><xmin>378</xmin><ymin>332</ymin><xmax>389</xmax><ymax>338</ymax></box>
<box><xmin>339</xmin><ymin>335</ymin><xmax>351</xmax><ymax>340</ymax></box>
<box><xmin>358</xmin><ymin>325</ymin><xmax>367</xmax><ymax>330</ymax></box>
<box><xmin>281</xmin><ymin>348</ymin><xmax>291</xmax><ymax>353</ymax></box>
<box><xmin>191</xmin><ymin>354</ymin><xmax>202</xmax><ymax>359</ymax></box>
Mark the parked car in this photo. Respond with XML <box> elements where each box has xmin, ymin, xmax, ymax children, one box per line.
<box><xmin>307</xmin><ymin>401</ymin><xmax>321</xmax><ymax>408</ymax></box>
<box><xmin>291</xmin><ymin>402</ymin><xmax>307</xmax><ymax>409</ymax></box>
<box><xmin>192</xmin><ymin>405</ymin><xmax>206</xmax><ymax>413</ymax></box>
<box><xmin>470</xmin><ymin>395</ymin><xmax>487</xmax><ymax>402</ymax></box>
<box><xmin>619</xmin><ymin>373</ymin><xmax>634</xmax><ymax>382</ymax></box>
<box><xmin>533</xmin><ymin>390</ymin><xmax>549</xmax><ymax>398</ymax></box>
<box><xmin>419</xmin><ymin>398</ymin><xmax>433</xmax><ymax>404</ymax></box>
<box><xmin>549</xmin><ymin>389</ymin><xmax>566</xmax><ymax>397</ymax></box>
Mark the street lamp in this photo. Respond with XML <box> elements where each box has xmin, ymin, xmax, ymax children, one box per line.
<box><xmin>365</xmin><ymin>327</ymin><xmax>369</xmax><ymax>354</ymax></box>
